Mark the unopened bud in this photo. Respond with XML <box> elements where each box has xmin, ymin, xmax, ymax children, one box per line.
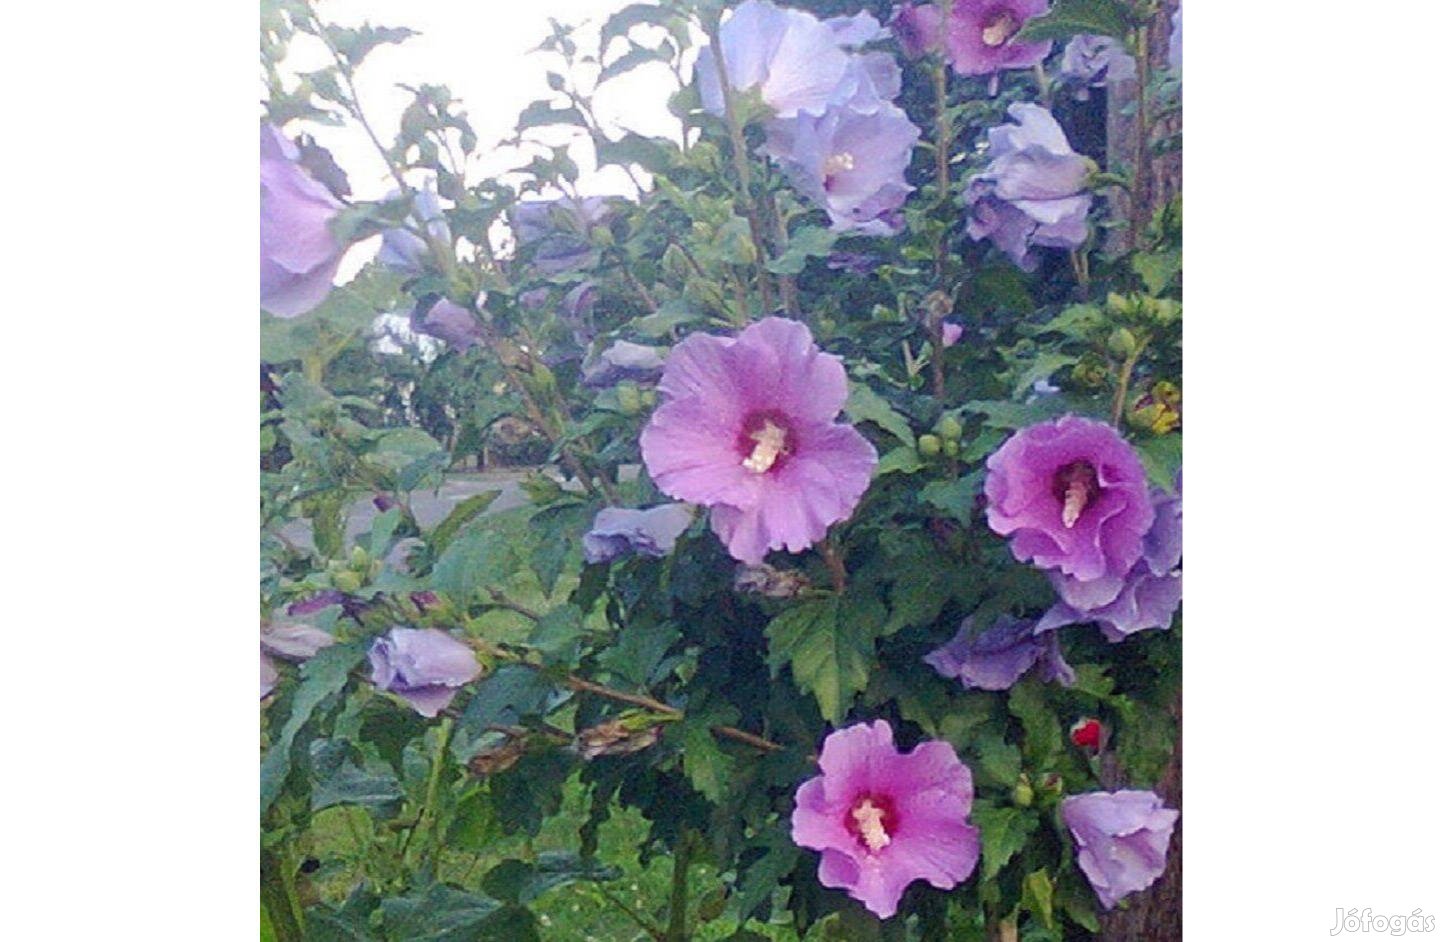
<box><xmin>1107</xmin><ymin>328</ymin><xmax>1139</xmax><ymax>359</ymax></box>
<box><xmin>331</xmin><ymin>570</ymin><xmax>363</xmax><ymax>593</ymax></box>
<box><xmin>616</xmin><ymin>382</ymin><xmax>642</xmax><ymax>415</ymax></box>
<box><xmin>918</xmin><ymin>434</ymin><xmax>942</xmax><ymax>457</ymax></box>
<box><xmin>1013</xmin><ymin>776</ymin><xmax>1035</xmax><ymax>808</ymax></box>
<box><xmin>1070</xmin><ymin>717</ymin><xmax>1104</xmax><ymax>751</ymax></box>
<box><xmin>942</xmin><ymin>439</ymin><xmax>961</xmax><ymax>458</ymax></box>
<box><xmin>936</xmin><ymin>415</ymin><xmax>963</xmax><ymax>441</ymax></box>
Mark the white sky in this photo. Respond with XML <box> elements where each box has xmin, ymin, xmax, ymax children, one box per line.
<box><xmin>274</xmin><ymin>0</ymin><xmax>690</xmax><ymax>276</ymax></box>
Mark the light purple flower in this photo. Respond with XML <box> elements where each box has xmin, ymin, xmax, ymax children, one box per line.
<box><xmin>260</xmin><ymin>124</ymin><xmax>347</xmax><ymax>318</ymax></box>
<box><xmin>925</xmin><ymin>615</ymin><xmax>1074</xmax><ymax>690</ymax></box>
<box><xmin>826</xmin><ymin>11</ymin><xmax>886</xmax><ymax>48</ymax></box>
<box><xmin>512</xmin><ymin>196</ymin><xmax>614</xmax><ymax>275</ymax></box>
<box><xmin>368</xmin><ymin>627</ymin><xmax>482</xmax><ymax>718</ymax></box>
<box><xmin>965</xmin><ymin>103</ymin><xmax>1094</xmax><ymax>270</ymax></box>
<box><xmin>791</xmin><ymin>720</ymin><xmax>980</xmax><ymax>919</ymax></box>
<box><xmin>1038</xmin><ymin>485</ymin><xmax>1182</xmax><ymax>641</ymax></box>
<box><xmin>378</xmin><ymin>185</ymin><xmax>450</xmax><ymax>275</ymax></box>
<box><xmin>890</xmin><ymin>3</ymin><xmax>945</xmax><ymax>58</ymax></box>
<box><xmin>640</xmin><ymin>317</ymin><xmax>877</xmax><ymax>565</ymax></box>
<box><xmin>261</xmin><ymin>622</ymin><xmax>336</xmax><ymax>661</ymax></box>
<box><xmin>696</xmin><ymin>0</ymin><xmax>852</xmax><ymax>120</ymax></box>
<box><xmin>411</xmin><ymin>297</ymin><xmax>483</xmax><ymax>352</ymax></box>
<box><xmin>985</xmin><ymin>416</ymin><xmax>1154</xmax><ymax>598</ymax></box>
<box><xmin>1062</xmin><ymin>790</ymin><xmax>1179</xmax><ymax>910</ymax></box>
<box><xmin>583</xmin><ymin>504</ymin><xmax>694</xmax><ymax>564</ymax></box>
<box><xmin>582</xmin><ymin>340</ymin><xmax>666</xmax><ymax>388</ymax></box>
<box><xmin>765</xmin><ymin>103</ymin><xmax>919</xmax><ymax>235</ymax></box>
<box><xmin>1059</xmin><ymin>35</ymin><xmax>1137</xmax><ymax>94</ymax></box>
<box><xmin>941</xmin><ymin>321</ymin><xmax>964</xmax><ymax>347</ymax></box>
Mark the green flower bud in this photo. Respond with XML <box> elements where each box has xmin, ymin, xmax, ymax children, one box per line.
<box><xmin>1072</xmin><ymin>353</ymin><xmax>1110</xmax><ymax>388</ymax></box>
<box><xmin>350</xmin><ymin>546</ymin><xmax>369</xmax><ymax>569</ymax></box>
<box><xmin>1013</xmin><ymin>776</ymin><xmax>1035</xmax><ymax>808</ymax></box>
<box><xmin>918</xmin><ymin>434</ymin><xmax>942</xmax><ymax>457</ymax></box>
<box><xmin>936</xmin><ymin>415</ymin><xmax>963</xmax><ymax>441</ymax></box>
<box><xmin>616</xmin><ymin>382</ymin><xmax>642</xmax><ymax>416</ymax></box>
<box><xmin>942</xmin><ymin>439</ymin><xmax>960</xmax><ymax>458</ymax></box>
<box><xmin>640</xmin><ymin>389</ymin><xmax>657</xmax><ymax>408</ymax></box>
<box><xmin>331</xmin><ymin>570</ymin><xmax>363</xmax><ymax>593</ymax></box>
<box><xmin>1107</xmin><ymin>328</ymin><xmax>1139</xmax><ymax>359</ymax></box>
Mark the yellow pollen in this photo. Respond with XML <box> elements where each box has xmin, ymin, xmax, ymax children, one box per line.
<box><xmin>852</xmin><ymin>798</ymin><xmax>891</xmax><ymax>853</ymax></box>
<box><xmin>1062</xmin><ymin>479</ymin><xmax>1090</xmax><ymax>529</ymax></box>
<box><xmin>823</xmin><ymin>152</ymin><xmax>856</xmax><ymax>177</ymax></box>
<box><xmin>742</xmin><ymin>420</ymin><xmax>788</xmax><ymax>474</ymax></box>
<box><xmin>981</xmin><ymin>13</ymin><xmax>1018</xmax><ymax>47</ymax></box>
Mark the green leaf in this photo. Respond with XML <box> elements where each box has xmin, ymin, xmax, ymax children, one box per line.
<box><xmin>1014</xmin><ymin>0</ymin><xmax>1135</xmax><ymax>42</ymax></box>
<box><xmin>515</xmin><ymin>99</ymin><xmax>586</xmax><ymax>132</ymax></box>
<box><xmin>481</xmin><ymin>852</ymin><xmax>620</xmax><ymax>904</ymax></box>
<box><xmin>973</xmin><ymin>805</ymin><xmax>1038</xmax><ymax>881</ymax></box>
<box><xmin>260</xmin><ymin>642</ymin><xmax>366</xmax><ymax>812</ymax></box>
<box><xmin>455</xmin><ymin>665</ymin><xmax>555</xmax><ymax>757</ymax></box>
<box><xmin>680</xmin><ymin>702</ymin><xmax>738</xmax><ymax>803</ymax></box>
<box><xmin>765</xmin><ymin>596</ymin><xmax>878</xmax><ymax>724</ymax></box>
<box><xmin>727</xmin><ymin>828</ymin><xmax>800</xmax><ymax>922</ymax></box>
<box><xmin>594</xmin><ymin>132</ymin><xmax>678</xmax><ymax>174</ymax></box>
<box><xmin>1036</xmin><ymin>303</ymin><xmax>1105</xmax><ymax>339</ymax></box>
<box><xmin>1134</xmin><ymin>433</ymin><xmax>1182</xmax><ymax>492</ymax></box>
<box><xmin>428</xmin><ymin>491</ymin><xmax>502</xmax><ymax>556</ymax></box>
<box><xmin>629</xmin><ymin>299</ymin><xmax>701</xmax><ymax>337</ymax></box>
<box><xmin>920</xmin><ymin>476</ymin><xmax>978</xmax><ymax>524</ymax></box>
<box><xmin>1008</xmin><ymin>680</ymin><xmax>1064</xmax><ymax>772</ymax></box>
<box><xmin>875</xmin><ymin>446</ymin><xmax>924</xmax><ymax>477</ymax></box>
<box><xmin>766</xmin><ymin>226</ymin><xmax>839</xmax><ymax>275</ymax></box>
<box><xmin>380</xmin><ymin>884</ymin><xmax>536</xmax><ymax>942</ymax></box>
<box><xmin>846</xmin><ymin>384</ymin><xmax>916</xmax><ymax>448</ymax></box>
<box><xmin>598</xmin><ymin>43</ymin><xmax>669</xmax><ymax>84</ymax></box>
<box><xmin>600</xmin><ymin>3</ymin><xmax>676</xmax><ymax>51</ymax></box>
<box><xmin>308</xmin><ymin>739</ymin><xmax>403</xmax><ymax>815</ymax></box>
<box><xmin>529</xmin><ymin>604</ymin><xmax>584</xmax><ymax>666</ymax></box>
<box><xmin>1012</xmin><ymin>353</ymin><xmax>1078</xmax><ymax>400</ymax></box>
<box><xmin>959</xmin><ymin>398</ymin><xmax>1074</xmax><ymax>430</ymax></box>
<box><xmin>971</xmin><ymin>733</ymin><xmax>1023</xmax><ymax>789</ymax></box>
<box><xmin>1022</xmin><ymin>869</ymin><xmax>1056</xmax><ymax>930</ymax></box>
<box><xmin>1116</xmin><ymin>700</ymin><xmax>1176</xmax><ymax>784</ymax></box>
<box><xmin>1132</xmin><ymin>248</ymin><xmax>1182</xmax><ymax>296</ymax></box>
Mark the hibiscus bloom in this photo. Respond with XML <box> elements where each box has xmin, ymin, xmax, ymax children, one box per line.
<box><xmin>891</xmin><ymin>0</ymin><xmax>1050</xmax><ymax>75</ymax></box>
<box><xmin>791</xmin><ymin>720</ymin><xmax>980</xmax><ymax>919</ymax></box>
<box><xmin>925</xmin><ymin>614</ymin><xmax>1074</xmax><ymax>690</ymax></box>
<box><xmin>260</xmin><ymin>124</ymin><xmax>347</xmax><ymax>317</ymax></box>
<box><xmin>696</xmin><ymin>0</ymin><xmax>852</xmax><ymax>119</ymax></box>
<box><xmin>640</xmin><ymin>318</ymin><xmax>877</xmax><ymax>564</ymax></box>
<box><xmin>985</xmin><ymin>416</ymin><xmax>1154</xmax><ymax>603</ymax></box>
<box><xmin>1062</xmin><ymin>790</ymin><xmax>1179</xmax><ymax>909</ymax></box>
<box><xmin>583</xmin><ymin>504</ymin><xmax>694</xmax><ymax>564</ymax></box>
<box><xmin>368</xmin><ymin>627</ymin><xmax>482</xmax><ymax>718</ymax></box>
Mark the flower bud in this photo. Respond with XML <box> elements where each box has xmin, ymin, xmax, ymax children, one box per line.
<box><xmin>640</xmin><ymin>389</ymin><xmax>657</xmax><ymax>408</ymax></box>
<box><xmin>350</xmin><ymin>546</ymin><xmax>370</xmax><ymax>569</ymax></box>
<box><xmin>1070</xmin><ymin>717</ymin><xmax>1103</xmax><ymax>751</ymax></box>
<box><xmin>936</xmin><ymin>415</ymin><xmax>963</xmax><ymax>442</ymax></box>
<box><xmin>616</xmin><ymin>382</ymin><xmax>643</xmax><ymax>416</ymax></box>
<box><xmin>1107</xmin><ymin>328</ymin><xmax>1139</xmax><ymax>359</ymax></box>
<box><xmin>942</xmin><ymin>439</ymin><xmax>961</xmax><ymax>458</ymax></box>
<box><xmin>331</xmin><ymin>570</ymin><xmax>363</xmax><ymax>593</ymax></box>
<box><xmin>1071</xmin><ymin>353</ymin><xmax>1110</xmax><ymax>388</ymax></box>
<box><xmin>918</xmin><ymin>434</ymin><xmax>942</xmax><ymax>457</ymax></box>
<box><xmin>1013</xmin><ymin>775</ymin><xmax>1035</xmax><ymax>808</ymax></box>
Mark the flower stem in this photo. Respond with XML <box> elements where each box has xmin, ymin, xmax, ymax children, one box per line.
<box><xmin>704</xmin><ymin>14</ymin><xmax>774</xmax><ymax>316</ymax></box>
<box><xmin>665</xmin><ymin>830</ymin><xmax>694</xmax><ymax>942</ymax></box>
<box><xmin>1128</xmin><ymin>22</ymin><xmax>1152</xmax><ymax>249</ymax></box>
<box><xmin>1110</xmin><ymin>340</ymin><xmax>1148</xmax><ymax>427</ymax></box>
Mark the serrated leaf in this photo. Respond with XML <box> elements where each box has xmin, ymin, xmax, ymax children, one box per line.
<box><xmin>973</xmin><ymin>805</ymin><xmax>1038</xmax><ymax>881</ymax></box>
<box><xmin>766</xmin><ymin>226</ymin><xmax>838</xmax><ymax>275</ymax></box>
<box><xmin>728</xmin><ymin>828</ymin><xmax>800</xmax><ymax>922</ymax></box>
<box><xmin>846</xmin><ymin>383</ymin><xmax>916</xmax><ymax>448</ymax></box>
<box><xmin>680</xmin><ymin>701</ymin><xmax>739</xmax><ymax>803</ymax></box>
<box><xmin>765</xmin><ymin>596</ymin><xmax>878</xmax><ymax>724</ymax></box>
<box><xmin>260</xmin><ymin>642</ymin><xmax>366</xmax><ymax>812</ymax></box>
<box><xmin>1132</xmin><ymin>249</ymin><xmax>1181</xmax><ymax>295</ymax></box>
<box><xmin>428</xmin><ymin>491</ymin><xmax>502</xmax><ymax>556</ymax></box>
<box><xmin>529</xmin><ymin>604</ymin><xmax>584</xmax><ymax>666</ymax></box>
<box><xmin>920</xmin><ymin>476</ymin><xmax>978</xmax><ymax>524</ymax></box>
<box><xmin>1008</xmin><ymin>680</ymin><xmax>1064</xmax><ymax>771</ymax></box>
<box><xmin>971</xmin><ymin>733</ymin><xmax>1023</xmax><ymax>789</ymax></box>
<box><xmin>515</xmin><ymin>99</ymin><xmax>586</xmax><ymax>132</ymax></box>
<box><xmin>1134</xmin><ymin>433</ymin><xmax>1181</xmax><ymax>492</ymax></box>
<box><xmin>481</xmin><ymin>852</ymin><xmax>620</xmax><ymax>904</ymax></box>
<box><xmin>876</xmin><ymin>446</ymin><xmax>924</xmax><ymax>477</ymax></box>
<box><xmin>1022</xmin><ymin>869</ymin><xmax>1056</xmax><ymax>930</ymax></box>
<box><xmin>1014</xmin><ymin>0</ymin><xmax>1135</xmax><ymax>42</ymax></box>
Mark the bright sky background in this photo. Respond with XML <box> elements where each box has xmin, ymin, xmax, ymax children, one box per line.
<box><xmin>275</xmin><ymin>0</ymin><xmax>690</xmax><ymax>275</ymax></box>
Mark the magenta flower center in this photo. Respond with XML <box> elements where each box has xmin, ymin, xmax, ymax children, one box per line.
<box><xmin>846</xmin><ymin>794</ymin><xmax>897</xmax><ymax>853</ymax></box>
<box><xmin>823</xmin><ymin>152</ymin><xmax>856</xmax><ymax>192</ymax></box>
<box><xmin>738</xmin><ymin>413</ymin><xmax>792</xmax><ymax>474</ymax></box>
<box><xmin>1053</xmin><ymin>461</ymin><xmax>1100</xmax><ymax>529</ymax></box>
<box><xmin>980</xmin><ymin>10</ymin><xmax>1020</xmax><ymax>47</ymax></box>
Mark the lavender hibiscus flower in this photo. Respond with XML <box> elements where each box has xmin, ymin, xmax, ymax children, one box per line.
<box><xmin>1038</xmin><ymin>484</ymin><xmax>1182</xmax><ymax>641</ymax></box>
<box><xmin>259</xmin><ymin>621</ymin><xmax>335</xmax><ymax>700</ymax></box>
<box><xmin>696</xmin><ymin>0</ymin><xmax>852</xmax><ymax>119</ymax></box>
<box><xmin>583</xmin><ymin>504</ymin><xmax>695</xmax><ymax>564</ymax></box>
<box><xmin>512</xmin><ymin>196</ymin><xmax>614</xmax><ymax>275</ymax></box>
<box><xmin>260</xmin><ymin>124</ymin><xmax>348</xmax><ymax>317</ymax></box>
<box><xmin>985</xmin><ymin>416</ymin><xmax>1154</xmax><ymax>602</ymax></box>
<box><xmin>764</xmin><ymin>102</ymin><xmax>919</xmax><ymax>234</ymax></box>
<box><xmin>411</xmin><ymin>296</ymin><xmax>483</xmax><ymax>353</ymax></box>
<box><xmin>640</xmin><ymin>317</ymin><xmax>877</xmax><ymax>565</ymax></box>
<box><xmin>965</xmin><ymin>103</ymin><xmax>1094</xmax><ymax>270</ymax></box>
<box><xmin>368</xmin><ymin>627</ymin><xmax>482</xmax><ymax>718</ymax></box>
<box><xmin>791</xmin><ymin>720</ymin><xmax>980</xmax><ymax>919</ymax></box>
<box><xmin>581</xmin><ymin>340</ymin><xmax>666</xmax><ymax>388</ymax></box>
<box><xmin>891</xmin><ymin>0</ymin><xmax>1049</xmax><ymax>74</ymax></box>
<box><xmin>1062</xmin><ymin>790</ymin><xmax>1179</xmax><ymax>909</ymax></box>
<box><xmin>377</xmin><ymin>185</ymin><xmax>450</xmax><ymax>275</ymax></box>
<box><xmin>925</xmin><ymin>614</ymin><xmax>1074</xmax><ymax>690</ymax></box>
<box><xmin>1058</xmin><ymin>35</ymin><xmax>1137</xmax><ymax>96</ymax></box>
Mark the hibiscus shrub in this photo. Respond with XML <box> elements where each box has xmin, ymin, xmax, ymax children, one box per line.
<box><xmin>260</xmin><ymin>0</ymin><xmax>1183</xmax><ymax>939</ymax></box>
